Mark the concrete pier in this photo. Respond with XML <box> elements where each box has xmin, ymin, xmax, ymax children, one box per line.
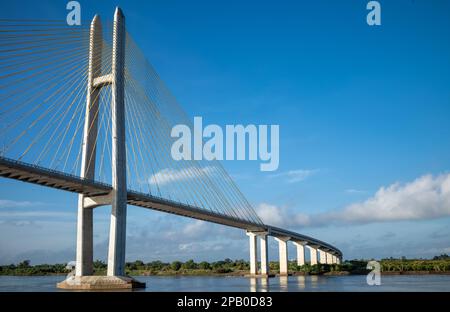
<box><xmin>247</xmin><ymin>232</ymin><xmax>258</xmax><ymax>275</ymax></box>
<box><xmin>275</xmin><ymin>236</ymin><xmax>290</xmax><ymax>276</ymax></box>
<box><xmin>308</xmin><ymin>246</ymin><xmax>318</xmax><ymax>265</ymax></box>
<box><xmin>57</xmin><ymin>276</ymin><xmax>145</xmax><ymax>290</ymax></box>
<box><xmin>293</xmin><ymin>242</ymin><xmax>306</xmax><ymax>266</ymax></box>
<box><xmin>326</xmin><ymin>252</ymin><xmax>333</xmax><ymax>264</ymax></box>
<box><xmin>319</xmin><ymin>249</ymin><xmax>327</xmax><ymax>264</ymax></box>
<box><xmin>259</xmin><ymin>234</ymin><xmax>269</xmax><ymax>275</ymax></box>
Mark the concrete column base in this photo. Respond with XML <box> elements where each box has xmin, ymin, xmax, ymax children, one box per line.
<box><xmin>57</xmin><ymin>275</ymin><xmax>145</xmax><ymax>290</ymax></box>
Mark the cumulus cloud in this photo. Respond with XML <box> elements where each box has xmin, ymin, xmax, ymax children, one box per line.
<box><xmin>178</xmin><ymin>242</ymin><xmax>225</xmax><ymax>253</ymax></box>
<box><xmin>333</xmin><ymin>173</ymin><xmax>450</xmax><ymax>224</ymax></box>
<box><xmin>255</xmin><ymin>203</ymin><xmax>285</xmax><ymax>226</ymax></box>
<box><xmin>0</xmin><ymin>211</ymin><xmax>73</xmax><ymax>218</ymax></box>
<box><xmin>0</xmin><ymin>220</ymin><xmax>35</xmax><ymax>227</ymax></box>
<box><xmin>148</xmin><ymin>166</ymin><xmax>217</xmax><ymax>186</ymax></box>
<box><xmin>256</xmin><ymin>203</ymin><xmax>309</xmax><ymax>228</ymax></box>
<box><xmin>0</xmin><ymin>199</ymin><xmax>35</xmax><ymax>209</ymax></box>
<box><xmin>181</xmin><ymin>220</ymin><xmax>212</xmax><ymax>239</ymax></box>
<box><xmin>257</xmin><ymin>173</ymin><xmax>450</xmax><ymax>227</ymax></box>
<box><xmin>270</xmin><ymin>169</ymin><xmax>319</xmax><ymax>183</ymax></box>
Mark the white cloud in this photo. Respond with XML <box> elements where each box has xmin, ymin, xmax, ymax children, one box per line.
<box><xmin>333</xmin><ymin>173</ymin><xmax>450</xmax><ymax>224</ymax></box>
<box><xmin>182</xmin><ymin>220</ymin><xmax>209</xmax><ymax>237</ymax></box>
<box><xmin>345</xmin><ymin>189</ymin><xmax>367</xmax><ymax>194</ymax></box>
<box><xmin>0</xmin><ymin>199</ymin><xmax>35</xmax><ymax>209</ymax></box>
<box><xmin>270</xmin><ymin>169</ymin><xmax>318</xmax><ymax>183</ymax></box>
<box><xmin>178</xmin><ymin>243</ymin><xmax>191</xmax><ymax>251</ymax></box>
<box><xmin>256</xmin><ymin>203</ymin><xmax>286</xmax><ymax>227</ymax></box>
<box><xmin>148</xmin><ymin>166</ymin><xmax>217</xmax><ymax>186</ymax></box>
<box><xmin>178</xmin><ymin>242</ymin><xmax>225</xmax><ymax>253</ymax></box>
<box><xmin>0</xmin><ymin>211</ymin><xmax>74</xmax><ymax>218</ymax></box>
<box><xmin>256</xmin><ymin>203</ymin><xmax>310</xmax><ymax>228</ymax></box>
<box><xmin>258</xmin><ymin>173</ymin><xmax>450</xmax><ymax>227</ymax></box>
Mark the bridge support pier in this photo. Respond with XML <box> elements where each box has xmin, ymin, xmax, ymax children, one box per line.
<box><xmin>308</xmin><ymin>246</ymin><xmax>318</xmax><ymax>265</ymax></box>
<box><xmin>75</xmin><ymin>207</ymin><xmax>94</xmax><ymax>276</ymax></box>
<box><xmin>293</xmin><ymin>242</ymin><xmax>306</xmax><ymax>266</ymax></box>
<box><xmin>247</xmin><ymin>231</ymin><xmax>271</xmax><ymax>277</ymax></box>
<box><xmin>259</xmin><ymin>234</ymin><xmax>269</xmax><ymax>276</ymax></box>
<box><xmin>247</xmin><ymin>232</ymin><xmax>258</xmax><ymax>275</ymax></box>
<box><xmin>275</xmin><ymin>237</ymin><xmax>290</xmax><ymax>276</ymax></box>
<box><xmin>326</xmin><ymin>252</ymin><xmax>333</xmax><ymax>264</ymax></box>
<box><xmin>319</xmin><ymin>249</ymin><xmax>327</xmax><ymax>264</ymax></box>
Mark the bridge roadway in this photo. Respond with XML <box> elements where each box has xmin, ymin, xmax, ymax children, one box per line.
<box><xmin>0</xmin><ymin>156</ymin><xmax>342</xmax><ymax>258</ymax></box>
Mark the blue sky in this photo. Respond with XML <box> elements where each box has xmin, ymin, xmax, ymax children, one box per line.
<box><xmin>1</xmin><ymin>0</ymin><xmax>450</xmax><ymax>264</ymax></box>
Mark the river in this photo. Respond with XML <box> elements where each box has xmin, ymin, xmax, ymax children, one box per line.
<box><xmin>0</xmin><ymin>275</ymin><xmax>449</xmax><ymax>292</ymax></box>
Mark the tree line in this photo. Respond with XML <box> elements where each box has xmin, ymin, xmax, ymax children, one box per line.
<box><xmin>0</xmin><ymin>255</ymin><xmax>449</xmax><ymax>276</ymax></box>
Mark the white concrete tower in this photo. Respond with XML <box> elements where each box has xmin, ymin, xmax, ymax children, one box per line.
<box><xmin>59</xmin><ymin>8</ymin><xmax>142</xmax><ymax>289</ymax></box>
<box><xmin>107</xmin><ymin>7</ymin><xmax>127</xmax><ymax>277</ymax></box>
<box><xmin>75</xmin><ymin>14</ymin><xmax>102</xmax><ymax>277</ymax></box>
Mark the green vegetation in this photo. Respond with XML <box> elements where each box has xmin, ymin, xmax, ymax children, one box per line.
<box><xmin>325</xmin><ymin>257</ymin><xmax>450</xmax><ymax>275</ymax></box>
<box><xmin>0</xmin><ymin>260</ymin><xmax>67</xmax><ymax>276</ymax></box>
<box><xmin>122</xmin><ymin>258</ymin><xmax>245</xmax><ymax>276</ymax></box>
<box><xmin>1</xmin><ymin>255</ymin><xmax>449</xmax><ymax>276</ymax></box>
<box><xmin>379</xmin><ymin>257</ymin><xmax>450</xmax><ymax>273</ymax></box>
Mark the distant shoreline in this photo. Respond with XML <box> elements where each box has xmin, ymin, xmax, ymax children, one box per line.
<box><xmin>1</xmin><ymin>257</ymin><xmax>449</xmax><ymax>277</ymax></box>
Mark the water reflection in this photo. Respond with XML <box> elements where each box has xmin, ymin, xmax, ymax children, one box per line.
<box><xmin>249</xmin><ymin>277</ymin><xmax>257</xmax><ymax>292</ymax></box>
<box><xmin>310</xmin><ymin>275</ymin><xmax>319</xmax><ymax>289</ymax></box>
<box><xmin>279</xmin><ymin>276</ymin><xmax>288</xmax><ymax>291</ymax></box>
<box><xmin>248</xmin><ymin>276</ymin><xmax>271</xmax><ymax>292</ymax></box>
<box><xmin>248</xmin><ymin>275</ymin><xmax>323</xmax><ymax>292</ymax></box>
<box><xmin>296</xmin><ymin>275</ymin><xmax>306</xmax><ymax>290</ymax></box>
<box><xmin>260</xmin><ymin>277</ymin><xmax>269</xmax><ymax>292</ymax></box>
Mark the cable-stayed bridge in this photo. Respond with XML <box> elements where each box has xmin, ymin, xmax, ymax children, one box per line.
<box><xmin>0</xmin><ymin>8</ymin><xmax>341</xmax><ymax>289</ymax></box>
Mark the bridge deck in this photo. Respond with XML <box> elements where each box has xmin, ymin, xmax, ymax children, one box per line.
<box><xmin>0</xmin><ymin>156</ymin><xmax>342</xmax><ymax>256</ymax></box>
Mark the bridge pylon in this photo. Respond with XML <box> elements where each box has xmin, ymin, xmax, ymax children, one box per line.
<box><xmin>57</xmin><ymin>7</ymin><xmax>144</xmax><ymax>290</ymax></box>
